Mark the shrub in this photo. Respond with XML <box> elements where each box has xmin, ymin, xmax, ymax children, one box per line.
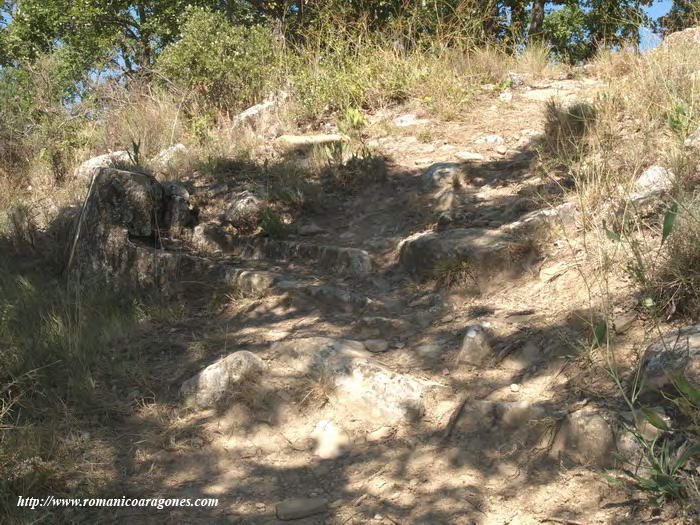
<box><xmin>158</xmin><ymin>7</ymin><xmax>279</xmax><ymax>110</ymax></box>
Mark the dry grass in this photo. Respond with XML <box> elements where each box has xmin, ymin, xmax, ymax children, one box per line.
<box><xmin>297</xmin><ymin>369</ymin><xmax>337</xmax><ymax>409</ymax></box>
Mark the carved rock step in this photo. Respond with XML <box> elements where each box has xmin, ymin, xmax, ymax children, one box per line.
<box><xmin>272</xmin><ymin>337</ymin><xmax>427</xmax><ymax>423</ymax></box>
<box><xmin>220</xmin><ymin>266</ymin><xmax>372</xmax><ymax>313</ymax></box>
<box><xmin>192</xmin><ymin>224</ymin><xmax>372</xmax><ymax>276</ymax></box>
<box><xmin>398</xmin><ymin>227</ymin><xmax>535</xmax><ymax>281</ymax></box>
<box><xmin>226</xmin><ymin>236</ymin><xmax>372</xmax><ymax>276</ymax></box>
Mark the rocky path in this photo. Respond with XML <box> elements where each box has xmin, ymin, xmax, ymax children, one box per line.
<box><xmin>70</xmin><ymin>76</ymin><xmax>666</xmax><ymax>524</ymax></box>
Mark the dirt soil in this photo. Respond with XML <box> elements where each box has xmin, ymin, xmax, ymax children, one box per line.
<box><xmin>62</xmin><ymin>76</ymin><xmax>690</xmax><ymax>524</ymax></box>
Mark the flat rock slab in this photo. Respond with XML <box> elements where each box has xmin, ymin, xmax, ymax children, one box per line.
<box><xmin>228</xmin><ymin>237</ymin><xmax>372</xmax><ymax>276</ymax></box>
<box><xmin>180</xmin><ymin>351</ymin><xmax>265</xmax><ymax>408</ymax></box>
<box><xmin>501</xmin><ymin>202</ymin><xmax>578</xmax><ymax>238</ymax></box>
<box><xmin>276</xmin><ymin>497</ymin><xmax>327</xmax><ymax>521</ymax></box>
<box><xmin>398</xmin><ymin>227</ymin><xmax>533</xmax><ymax>280</ymax></box>
<box><xmin>272</xmin><ymin>337</ymin><xmax>426</xmax><ymax>423</ymax></box>
<box><xmin>277</xmin><ymin>281</ymin><xmax>371</xmax><ymax>313</ymax></box>
<box><xmin>276</xmin><ymin>134</ymin><xmax>348</xmax><ymax>149</ymax></box>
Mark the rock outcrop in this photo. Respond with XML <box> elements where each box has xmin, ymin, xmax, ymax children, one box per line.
<box><xmin>74</xmin><ymin>151</ymin><xmax>130</xmax><ymax>181</ymax></box>
<box><xmin>181</xmin><ymin>351</ymin><xmax>265</xmax><ymax>408</ymax></box>
<box><xmin>70</xmin><ymin>168</ymin><xmax>197</xmax><ymax>288</ymax></box>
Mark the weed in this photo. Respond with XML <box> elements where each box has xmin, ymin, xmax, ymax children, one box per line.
<box><xmin>434</xmin><ymin>256</ymin><xmax>478</xmax><ymax>290</ymax></box>
<box><xmin>258</xmin><ymin>206</ymin><xmax>286</xmax><ymax>239</ymax></box>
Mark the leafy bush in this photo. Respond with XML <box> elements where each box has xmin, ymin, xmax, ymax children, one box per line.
<box><xmin>158</xmin><ymin>7</ymin><xmax>279</xmax><ymax>110</ymax></box>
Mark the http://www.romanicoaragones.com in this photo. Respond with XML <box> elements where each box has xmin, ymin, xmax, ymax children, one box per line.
<box><xmin>17</xmin><ymin>495</ymin><xmax>219</xmax><ymax>510</ymax></box>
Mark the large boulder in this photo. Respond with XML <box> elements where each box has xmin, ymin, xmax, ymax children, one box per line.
<box><xmin>643</xmin><ymin>323</ymin><xmax>700</xmax><ymax>391</ymax></box>
<box><xmin>662</xmin><ymin>27</ymin><xmax>700</xmax><ymax>49</ymax></box>
<box><xmin>181</xmin><ymin>351</ymin><xmax>265</xmax><ymax>408</ymax></box>
<box><xmin>74</xmin><ymin>151</ymin><xmax>130</xmax><ymax>181</ymax></box>
<box><xmin>70</xmin><ymin>168</ymin><xmax>198</xmax><ymax>288</ymax></box>
<box><xmin>272</xmin><ymin>337</ymin><xmax>426</xmax><ymax>423</ymax></box>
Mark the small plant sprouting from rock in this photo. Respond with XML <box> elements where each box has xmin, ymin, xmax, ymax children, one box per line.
<box><xmin>258</xmin><ymin>206</ymin><xmax>286</xmax><ymax>239</ymax></box>
<box><xmin>608</xmin><ymin>376</ymin><xmax>700</xmax><ymax>505</ymax></box>
<box><xmin>434</xmin><ymin>256</ymin><xmax>478</xmax><ymax>290</ymax></box>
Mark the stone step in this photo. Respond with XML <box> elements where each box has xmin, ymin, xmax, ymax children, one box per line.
<box><xmin>220</xmin><ymin>266</ymin><xmax>372</xmax><ymax>313</ymax></box>
<box><xmin>398</xmin><ymin>227</ymin><xmax>535</xmax><ymax>281</ymax></box>
<box><xmin>193</xmin><ymin>223</ymin><xmax>372</xmax><ymax>276</ymax></box>
<box><xmin>226</xmin><ymin>236</ymin><xmax>372</xmax><ymax>276</ymax></box>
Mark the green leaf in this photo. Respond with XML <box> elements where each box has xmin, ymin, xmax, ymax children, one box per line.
<box><xmin>640</xmin><ymin>407</ymin><xmax>670</xmax><ymax>431</ymax></box>
<box><xmin>603</xmin><ymin>221</ymin><xmax>621</xmax><ymax>242</ymax></box>
<box><xmin>643</xmin><ymin>297</ymin><xmax>655</xmax><ymax>308</ymax></box>
<box><xmin>594</xmin><ymin>320</ymin><xmax>608</xmax><ymax>347</ymax></box>
<box><xmin>673</xmin><ymin>443</ymin><xmax>700</xmax><ymax>470</ymax></box>
<box><xmin>661</xmin><ymin>202</ymin><xmax>679</xmax><ymax>245</ymax></box>
<box><xmin>670</xmin><ymin>374</ymin><xmax>700</xmax><ymax>405</ymax></box>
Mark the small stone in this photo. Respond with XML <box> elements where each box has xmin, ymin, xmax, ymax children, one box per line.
<box><xmin>499</xmin><ymin>91</ymin><xmax>513</xmax><ymax>102</ymax></box>
<box><xmin>180</xmin><ymin>351</ymin><xmax>265</xmax><ymax>408</ymax></box>
<box><xmin>392</xmin><ymin>341</ymin><xmax>406</xmax><ymax>349</ymax></box>
<box><xmin>364</xmin><ymin>339</ymin><xmax>390</xmax><ymax>353</ymax></box>
<box><xmin>685</xmin><ymin>126</ymin><xmax>700</xmax><ymax>150</ymax></box>
<box><xmin>437</xmin><ymin>211</ymin><xmax>453</xmax><ymax>226</ymax></box>
<box><xmin>457</xmin><ymin>324</ymin><xmax>492</xmax><ymax>365</ymax></box>
<box><xmin>442</xmin><ymin>368</ymin><xmax>450</xmax><ymax>376</ymax></box>
<box><xmin>496</xmin><ymin>145</ymin><xmax>508</xmax><ymax>155</ymax></box>
<box><xmin>276</xmin><ymin>497</ymin><xmax>328</xmax><ymax>521</ymax></box>
<box><xmin>367</xmin><ymin>426</ymin><xmax>394</xmax><ymax>442</ymax></box>
<box><xmin>643</xmin><ymin>323</ymin><xmax>700</xmax><ymax>390</ymax></box>
<box><xmin>613</xmin><ymin>311</ymin><xmax>637</xmax><ymax>334</ymax></box>
<box><xmin>255</xmin><ymin>502</ymin><xmax>266</xmax><ymax>510</ymax></box>
<box><xmin>477</xmin><ymin>134</ymin><xmax>504</xmax><ymax>145</ymax></box>
<box><xmin>508</xmin><ymin>72</ymin><xmax>527</xmax><ymax>86</ymax></box>
<box><xmin>550</xmin><ymin>408</ymin><xmax>614</xmax><ymax>467</ymax></box>
<box><xmin>510</xmin><ymin>384</ymin><xmax>520</xmax><ymax>392</ymax></box>
<box><xmin>299</xmin><ymin>222</ymin><xmax>326</xmax><ymax>236</ymax></box>
<box><xmin>455</xmin><ymin>150</ymin><xmax>485</xmax><ymax>162</ymax></box>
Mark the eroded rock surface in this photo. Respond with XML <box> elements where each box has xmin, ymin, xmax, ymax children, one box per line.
<box><xmin>272</xmin><ymin>337</ymin><xmax>426</xmax><ymax>423</ymax></box>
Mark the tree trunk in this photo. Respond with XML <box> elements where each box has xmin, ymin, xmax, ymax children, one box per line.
<box><xmin>529</xmin><ymin>0</ymin><xmax>546</xmax><ymax>40</ymax></box>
